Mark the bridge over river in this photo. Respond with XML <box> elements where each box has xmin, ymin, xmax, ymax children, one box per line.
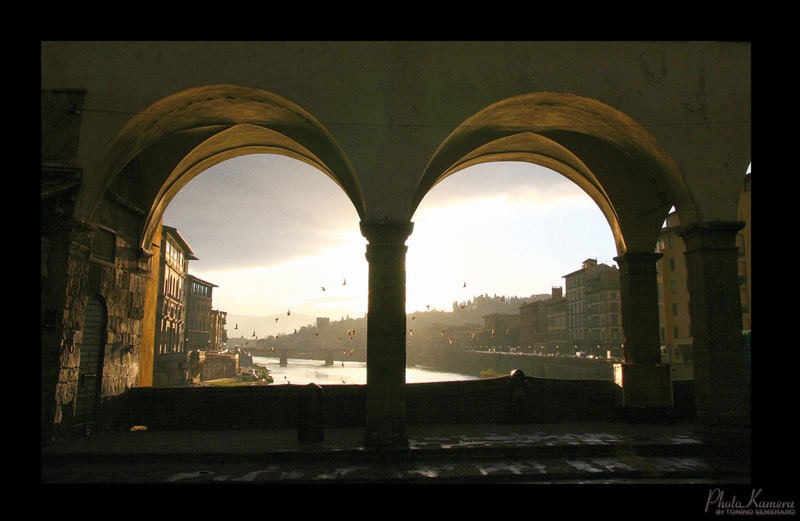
<box><xmin>251</xmin><ymin>347</ymin><xmax>360</xmax><ymax>368</ymax></box>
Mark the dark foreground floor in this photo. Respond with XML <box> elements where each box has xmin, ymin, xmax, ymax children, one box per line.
<box><xmin>41</xmin><ymin>422</ymin><xmax>750</xmax><ymax>486</ymax></box>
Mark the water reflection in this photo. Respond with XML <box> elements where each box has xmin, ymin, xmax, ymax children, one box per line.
<box><xmin>252</xmin><ymin>356</ymin><xmax>475</xmax><ymax>385</ymax></box>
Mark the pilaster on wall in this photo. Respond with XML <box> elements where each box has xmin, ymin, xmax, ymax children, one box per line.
<box><xmin>360</xmin><ymin>220</ymin><xmax>414</xmax><ymax>449</ymax></box>
<box><xmin>677</xmin><ymin>221</ymin><xmax>750</xmax><ymax>432</ymax></box>
<box><xmin>42</xmin><ymin>88</ymin><xmax>87</xmax><ymax>443</ymax></box>
<box><xmin>139</xmin><ymin>227</ymin><xmax>161</xmax><ymax>388</ymax></box>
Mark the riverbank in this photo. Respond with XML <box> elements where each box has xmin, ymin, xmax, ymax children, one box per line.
<box><xmin>191</xmin><ymin>363</ymin><xmax>273</xmax><ymax>387</ymax></box>
<box><xmin>252</xmin><ymin>356</ymin><xmax>477</xmax><ymax>386</ymax></box>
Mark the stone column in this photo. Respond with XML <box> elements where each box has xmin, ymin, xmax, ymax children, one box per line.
<box><xmin>360</xmin><ymin>219</ymin><xmax>414</xmax><ymax>449</ymax></box>
<box><xmin>677</xmin><ymin>221</ymin><xmax>750</xmax><ymax>433</ymax></box>
<box><xmin>613</xmin><ymin>252</ymin><xmax>673</xmax><ymax>411</ymax></box>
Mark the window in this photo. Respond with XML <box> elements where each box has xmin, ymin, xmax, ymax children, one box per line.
<box><xmin>672</xmin><ymin>302</ymin><xmax>678</xmax><ymax>316</ymax></box>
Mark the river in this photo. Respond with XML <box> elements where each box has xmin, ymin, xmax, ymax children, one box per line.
<box><xmin>252</xmin><ymin>356</ymin><xmax>476</xmax><ymax>385</ymax></box>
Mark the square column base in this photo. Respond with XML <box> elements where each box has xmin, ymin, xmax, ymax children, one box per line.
<box><xmin>614</xmin><ymin>363</ymin><xmax>673</xmax><ymax>408</ymax></box>
<box><xmin>364</xmin><ymin>397</ymin><xmax>408</xmax><ymax>450</ymax></box>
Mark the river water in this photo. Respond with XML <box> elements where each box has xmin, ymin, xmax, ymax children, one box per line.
<box><xmin>252</xmin><ymin>356</ymin><xmax>476</xmax><ymax>385</ymax></box>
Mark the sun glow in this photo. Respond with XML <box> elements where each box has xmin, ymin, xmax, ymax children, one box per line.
<box><xmin>406</xmin><ymin>164</ymin><xmax>616</xmax><ymax>314</ymax></box>
<box><xmin>165</xmin><ymin>157</ymin><xmax>617</xmax><ymax>334</ymax></box>
<box><xmin>193</xmin><ymin>228</ymin><xmax>368</xmax><ymax>318</ymax></box>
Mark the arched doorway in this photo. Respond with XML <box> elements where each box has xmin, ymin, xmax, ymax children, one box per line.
<box><xmin>74</xmin><ymin>296</ymin><xmax>107</xmax><ymax>435</ymax></box>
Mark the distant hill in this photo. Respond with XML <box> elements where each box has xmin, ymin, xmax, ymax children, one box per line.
<box><xmin>408</xmin><ymin>293</ymin><xmax>551</xmax><ymax>329</ymax></box>
<box><xmin>224</xmin><ymin>312</ymin><xmax>317</xmax><ymax>345</ymax></box>
<box><xmin>224</xmin><ymin>293</ymin><xmax>551</xmax><ymax>348</ymax></box>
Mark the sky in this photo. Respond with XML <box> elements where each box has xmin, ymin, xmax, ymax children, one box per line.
<box><xmin>163</xmin><ymin>154</ymin><xmax>619</xmax><ymax>331</ymax></box>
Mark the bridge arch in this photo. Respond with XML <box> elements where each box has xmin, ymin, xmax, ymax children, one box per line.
<box><xmin>91</xmin><ymin>84</ymin><xmax>365</xmax><ymax>253</ymax></box>
<box><xmin>412</xmin><ymin>92</ymin><xmax>697</xmax><ymax>256</ymax></box>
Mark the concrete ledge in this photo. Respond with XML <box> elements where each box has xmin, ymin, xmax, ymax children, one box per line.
<box><xmin>614</xmin><ymin>363</ymin><xmax>673</xmax><ymax>408</ymax></box>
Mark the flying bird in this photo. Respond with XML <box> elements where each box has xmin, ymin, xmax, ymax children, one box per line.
<box><xmin>463</xmin><ymin>281</ymin><xmax>467</xmax><ymax>288</ymax></box>
<box><xmin>342</xmin><ymin>278</ymin><xmax>347</xmax><ymax>286</ymax></box>
<box><xmin>234</xmin><ymin>323</ymin><xmax>238</xmax><ymax>330</ymax></box>
<box><xmin>252</xmin><ymin>331</ymin><xmax>256</xmax><ymax>337</ymax></box>
<box><xmin>321</xmin><ymin>286</ymin><xmax>326</xmax><ymax>291</ymax></box>
<box><xmin>287</xmin><ymin>309</ymin><xmax>291</xmax><ymax>316</ymax></box>
<box><xmin>408</xmin><ymin>329</ymin><xmax>413</xmax><ymax>336</ymax></box>
<box><xmin>274</xmin><ymin>317</ymin><xmax>279</xmax><ymax>322</ymax></box>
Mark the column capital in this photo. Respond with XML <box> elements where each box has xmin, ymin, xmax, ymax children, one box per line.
<box><xmin>360</xmin><ymin>219</ymin><xmax>414</xmax><ymax>246</ymax></box>
<box><xmin>614</xmin><ymin>251</ymin><xmax>663</xmax><ymax>265</ymax></box>
<box><xmin>675</xmin><ymin>220</ymin><xmax>745</xmax><ymax>250</ymax></box>
<box><xmin>675</xmin><ymin>219</ymin><xmax>745</xmax><ymax>235</ymax></box>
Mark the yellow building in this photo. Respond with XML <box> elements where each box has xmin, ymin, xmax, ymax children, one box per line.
<box><xmin>209</xmin><ymin>309</ymin><xmax>228</xmax><ymax>352</ymax></box>
<box><xmin>185</xmin><ymin>274</ymin><xmax>218</xmax><ymax>351</ymax></box>
<box><xmin>152</xmin><ymin>225</ymin><xmax>197</xmax><ymax>386</ymax></box>
<box><xmin>656</xmin><ymin>213</ymin><xmax>694</xmax><ymax>379</ymax></box>
<box><xmin>656</xmin><ymin>171</ymin><xmax>751</xmax><ymax>380</ymax></box>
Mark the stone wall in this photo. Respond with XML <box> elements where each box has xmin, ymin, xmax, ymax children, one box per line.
<box><xmin>41</xmin><ymin>87</ymin><xmax>160</xmax><ymax>439</ymax></box>
<box><xmin>200</xmin><ymin>352</ymin><xmax>239</xmax><ymax>381</ymax></box>
<box><xmin>128</xmin><ymin>374</ymin><xmax>627</xmax><ymax>431</ymax></box>
<box><xmin>434</xmin><ymin>350</ymin><xmax>616</xmax><ymax>381</ymax></box>
<box><xmin>49</xmin><ymin>217</ymin><xmax>147</xmax><ymax>438</ymax></box>
<box><xmin>153</xmin><ymin>353</ymin><xmax>189</xmax><ymax>388</ymax></box>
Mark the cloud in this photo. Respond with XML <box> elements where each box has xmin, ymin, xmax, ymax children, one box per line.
<box><xmin>165</xmin><ymin>156</ymin><xmax>617</xmax><ymax>320</ymax></box>
<box><xmin>163</xmin><ymin>154</ymin><xmax>361</xmax><ymax>272</ymax></box>
<box><xmin>405</xmin><ymin>163</ymin><xmax>617</xmax><ymax>312</ymax></box>
<box><xmin>190</xmin><ymin>226</ymin><xmax>368</xmax><ymax>317</ymax></box>
<box><xmin>416</xmin><ymin>161</ymin><xmax>584</xmax><ymax>211</ymax></box>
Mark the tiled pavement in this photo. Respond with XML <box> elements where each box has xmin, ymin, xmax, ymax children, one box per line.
<box><xmin>41</xmin><ymin>422</ymin><xmax>750</xmax><ymax>484</ymax></box>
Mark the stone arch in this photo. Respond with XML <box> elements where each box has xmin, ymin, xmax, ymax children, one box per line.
<box><xmin>412</xmin><ymin>92</ymin><xmax>697</xmax><ymax>255</ymax></box>
<box><xmin>91</xmin><ymin>84</ymin><xmax>365</xmax><ymax>253</ymax></box>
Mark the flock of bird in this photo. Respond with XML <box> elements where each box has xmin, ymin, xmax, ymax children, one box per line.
<box><xmin>236</xmin><ymin>280</ymin><xmax>471</xmax><ymax>340</ymax></box>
